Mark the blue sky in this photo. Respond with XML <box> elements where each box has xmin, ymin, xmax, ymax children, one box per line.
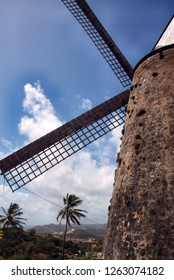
<box><xmin>0</xmin><ymin>0</ymin><xmax>173</xmax><ymax>226</ymax></box>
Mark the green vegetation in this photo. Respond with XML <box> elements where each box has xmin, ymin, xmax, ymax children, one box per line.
<box><xmin>0</xmin><ymin>228</ymin><xmax>103</xmax><ymax>259</ymax></box>
<box><xmin>0</xmin><ymin>199</ymin><xmax>103</xmax><ymax>260</ymax></box>
<box><xmin>0</xmin><ymin>228</ymin><xmax>62</xmax><ymax>259</ymax></box>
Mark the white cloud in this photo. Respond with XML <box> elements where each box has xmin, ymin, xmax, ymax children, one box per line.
<box><xmin>0</xmin><ymin>138</ymin><xmax>20</xmax><ymax>162</ymax></box>
<box><xmin>0</xmin><ymin>140</ymin><xmax>12</xmax><ymax>160</ymax></box>
<box><xmin>0</xmin><ymin>82</ymin><xmax>122</xmax><ymax>226</ymax></box>
<box><xmin>18</xmin><ymin>82</ymin><xmax>62</xmax><ymax>142</ymax></box>
<box><xmin>1</xmin><ymin>138</ymin><xmax>13</xmax><ymax>151</ymax></box>
<box><xmin>79</xmin><ymin>98</ymin><xmax>92</xmax><ymax>111</ymax></box>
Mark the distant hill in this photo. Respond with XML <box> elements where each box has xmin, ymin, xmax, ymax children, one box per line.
<box><xmin>27</xmin><ymin>223</ymin><xmax>106</xmax><ymax>239</ymax></box>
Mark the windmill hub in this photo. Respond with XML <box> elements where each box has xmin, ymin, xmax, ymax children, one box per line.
<box><xmin>103</xmin><ymin>44</ymin><xmax>174</xmax><ymax>260</ymax></box>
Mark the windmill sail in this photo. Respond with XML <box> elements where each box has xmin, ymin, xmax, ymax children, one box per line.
<box><xmin>61</xmin><ymin>0</ymin><xmax>133</xmax><ymax>87</ymax></box>
<box><xmin>0</xmin><ymin>90</ymin><xmax>129</xmax><ymax>192</ymax></box>
<box><xmin>0</xmin><ymin>1</ymin><xmax>133</xmax><ymax>191</ymax></box>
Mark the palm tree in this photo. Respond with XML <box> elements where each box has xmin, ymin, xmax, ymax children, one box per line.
<box><xmin>0</xmin><ymin>203</ymin><xmax>27</xmax><ymax>237</ymax></box>
<box><xmin>56</xmin><ymin>193</ymin><xmax>87</xmax><ymax>259</ymax></box>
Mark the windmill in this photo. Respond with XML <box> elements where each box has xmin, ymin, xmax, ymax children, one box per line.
<box><xmin>103</xmin><ymin>16</ymin><xmax>174</xmax><ymax>259</ymax></box>
<box><xmin>0</xmin><ymin>0</ymin><xmax>133</xmax><ymax>191</ymax></box>
<box><xmin>0</xmin><ymin>0</ymin><xmax>174</xmax><ymax>259</ymax></box>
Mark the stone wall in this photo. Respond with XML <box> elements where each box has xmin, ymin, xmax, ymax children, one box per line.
<box><xmin>103</xmin><ymin>46</ymin><xmax>174</xmax><ymax>259</ymax></box>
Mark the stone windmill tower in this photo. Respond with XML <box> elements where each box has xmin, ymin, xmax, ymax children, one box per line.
<box><xmin>103</xmin><ymin>16</ymin><xmax>174</xmax><ymax>259</ymax></box>
<box><xmin>0</xmin><ymin>1</ymin><xmax>173</xmax><ymax>260</ymax></box>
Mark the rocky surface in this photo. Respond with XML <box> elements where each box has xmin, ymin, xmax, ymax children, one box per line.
<box><xmin>103</xmin><ymin>46</ymin><xmax>174</xmax><ymax>259</ymax></box>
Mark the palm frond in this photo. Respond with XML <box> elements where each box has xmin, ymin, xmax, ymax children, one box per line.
<box><xmin>0</xmin><ymin>203</ymin><xmax>26</xmax><ymax>230</ymax></box>
<box><xmin>1</xmin><ymin>207</ymin><xmax>7</xmax><ymax>215</ymax></box>
<box><xmin>70</xmin><ymin>214</ymin><xmax>81</xmax><ymax>225</ymax></box>
<box><xmin>56</xmin><ymin>209</ymin><xmax>65</xmax><ymax>221</ymax></box>
<box><xmin>67</xmin><ymin>215</ymin><xmax>71</xmax><ymax>227</ymax></box>
<box><xmin>8</xmin><ymin>203</ymin><xmax>19</xmax><ymax>214</ymax></box>
<box><xmin>66</xmin><ymin>194</ymin><xmax>82</xmax><ymax>207</ymax></box>
<box><xmin>0</xmin><ymin>217</ymin><xmax>7</xmax><ymax>223</ymax></box>
<box><xmin>13</xmin><ymin>210</ymin><xmax>24</xmax><ymax>216</ymax></box>
<box><xmin>14</xmin><ymin>218</ymin><xmax>26</xmax><ymax>224</ymax></box>
<box><xmin>73</xmin><ymin>208</ymin><xmax>87</xmax><ymax>213</ymax></box>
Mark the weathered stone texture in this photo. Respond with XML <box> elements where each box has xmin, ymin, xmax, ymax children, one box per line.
<box><xmin>103</xmin><ymin>46</ymin><xmax>174</xmax><ymax>259</ymax></box>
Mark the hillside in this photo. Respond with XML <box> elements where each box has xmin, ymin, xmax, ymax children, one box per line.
<box><xmin>28</xmin><ymin>223</ymin><xmax>106</xmax><ymax>239</ymax></box>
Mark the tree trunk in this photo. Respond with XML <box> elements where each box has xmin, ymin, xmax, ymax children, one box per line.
<box><xmin>62</xmin><ymin>220</ymin><xmax>68</xmax><ymax>259</ymax></box>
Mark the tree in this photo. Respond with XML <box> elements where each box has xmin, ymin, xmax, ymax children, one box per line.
<box><xmin>0</xmin><ymin>203</ymin><xmax>27</xmax><ymax>237</ymax></box>
<box><xmin>56</xmin><ymin>193</ymin><xmax>87</xmax><ymax>259</ymax></box>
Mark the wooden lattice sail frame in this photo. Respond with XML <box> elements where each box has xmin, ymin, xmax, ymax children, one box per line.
<box><xmin>0</xmin><ymin>90</ymin><xmax>129</xmax><ymax>191</ymax></box>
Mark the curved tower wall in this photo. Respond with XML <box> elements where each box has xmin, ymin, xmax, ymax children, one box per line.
<box><xmin>103</xmin><ymin>45</ymin><xmax>174</xmax><ymax>259</ymax></box>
